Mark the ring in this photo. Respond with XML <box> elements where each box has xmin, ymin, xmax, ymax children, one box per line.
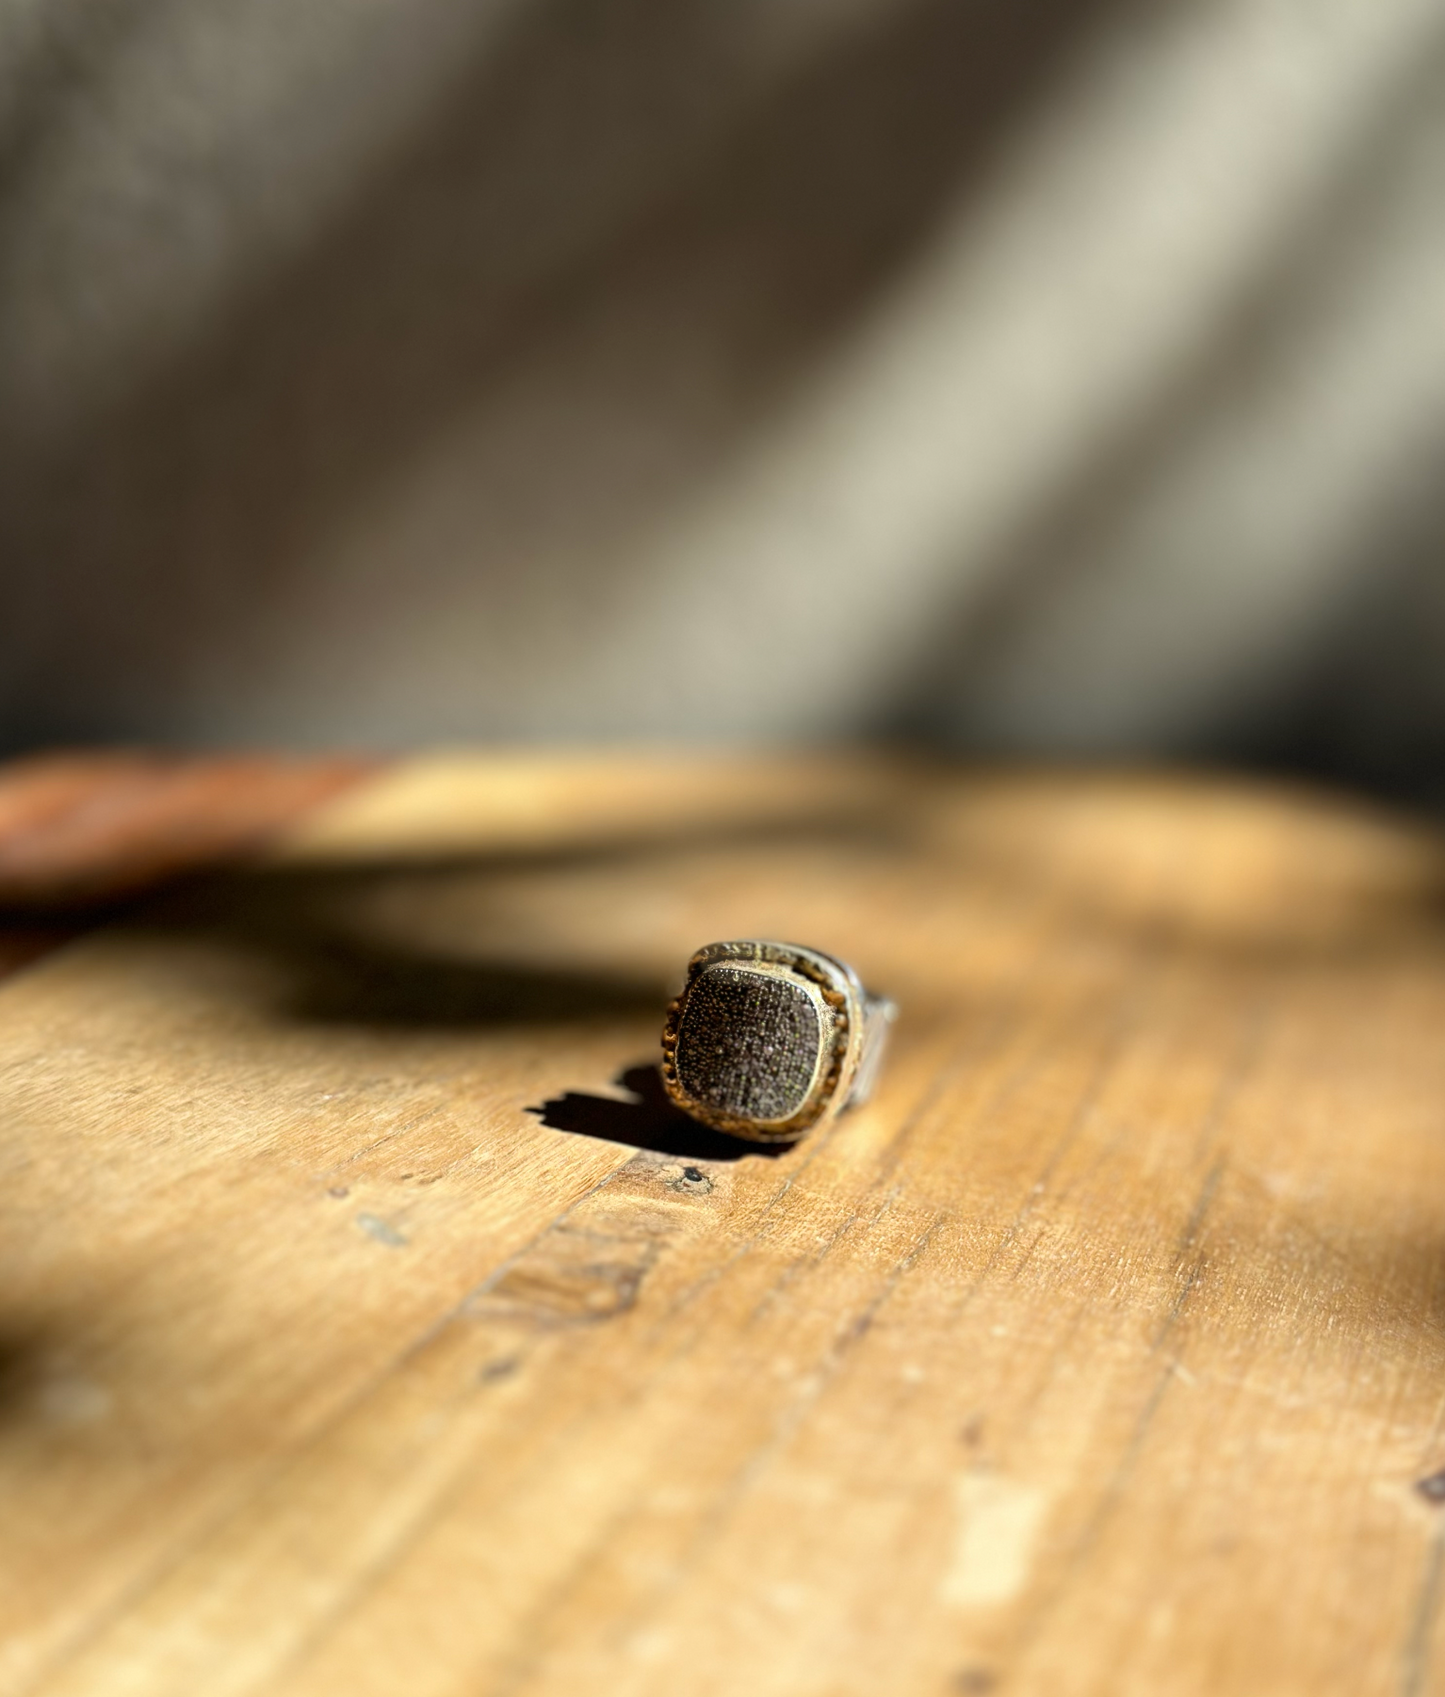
<box><xmin>660</xmin><ymin>940</ymin><xmax>896</xmax><ymax>1143</ymax></box>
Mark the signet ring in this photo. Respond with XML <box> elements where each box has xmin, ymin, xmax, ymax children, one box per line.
<box><xmin>660</xmin><ymin>940</ymin><xmax>895</xmax><ymax>1143</ymax></box>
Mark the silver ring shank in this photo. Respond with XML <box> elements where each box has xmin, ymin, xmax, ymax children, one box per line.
<box><xmin>845</xmin><ymin>990</ymin><xmax>896</xmax><ymax>1110</ymax></box>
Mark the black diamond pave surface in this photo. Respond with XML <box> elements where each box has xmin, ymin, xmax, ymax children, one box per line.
<box><xmin>674</xmin><ymin>965</ymin><xmax>823</xmax><ymax>1122</ymax></box>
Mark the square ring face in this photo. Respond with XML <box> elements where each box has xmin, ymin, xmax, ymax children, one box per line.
<box><xmin>660</xmin><ymin>941</ymin><xmax>863</xmax><ymax>1141</ymax></box>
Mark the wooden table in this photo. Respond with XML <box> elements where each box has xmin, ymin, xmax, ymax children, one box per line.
<box><xmin>0</xmin><ymin>751</ymin><xmax>1443</xmax><ymax>1697</ymax></box>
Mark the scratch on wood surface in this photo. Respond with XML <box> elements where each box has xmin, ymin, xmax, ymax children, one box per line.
<box><xmin>1171</xmin><ymin>1160</ymin><xmax>1224</xmax><ymax>1272</ymax></box>
<box><xmin>316</xmin><ymin>1100</ymin><xmax>449</xmax><ymax>1182</ymax></box>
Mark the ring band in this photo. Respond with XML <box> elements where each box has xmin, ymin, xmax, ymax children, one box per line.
<box><xmin>660</xmin><ymin>940</ymin><xmax>895</xmax><ymax>1143</ymax></box>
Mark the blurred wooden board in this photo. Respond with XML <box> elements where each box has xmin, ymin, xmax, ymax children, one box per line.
<box><xmin>0</xmin><ymin>753</ymin><xmax>368</xmax><ymax>913</ymax></box>
<box><xmin>0</xmin><ymin>752</ymin><xmax>1444</xmax><ymax>1697</ymax></box>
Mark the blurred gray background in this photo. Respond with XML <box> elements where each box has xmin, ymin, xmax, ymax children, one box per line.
<box><xmin>2</xmin><ymin>0</ymin><xmax>1443</xmax><ymax>802</ymax></box>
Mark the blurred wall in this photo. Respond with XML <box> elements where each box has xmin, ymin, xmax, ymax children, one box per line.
<box><xmin>2</xmin><ymin>0</ymin><xmax>1443</xmax><ymax>801</ymax></box>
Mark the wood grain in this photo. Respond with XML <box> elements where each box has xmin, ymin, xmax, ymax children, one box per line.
<box><xmin>0</xmin><ymin>752</ymin><xmax>1442</xmax><ymax>1697</ymax></box>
